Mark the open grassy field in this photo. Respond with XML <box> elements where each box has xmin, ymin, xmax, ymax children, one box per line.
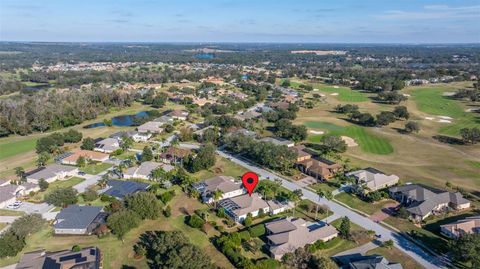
<box><xmin>0</xmin><ymin>190</ymin><xmax>234</xmax><ymax>269</ymax></box>
<box><xmin>79</xmin><ymin>163</ymin><xmax>113</xmax><ymax>175</ymax></box>
<box><xmin>313</xmin><ymin>85</ymin><xmax>369</xmax><ymax>102</ymax></box>
<box><xmin>366</xmin><ymin>247</ymin><xmax>423</xmax><ymax>269</ymax></box>
<box><xmin>0</xmin><ymin>137</ymin><xmax>37</xmax><ymax>160</ymax></box>
<box><xmin>189</xmin><ymin>155</ymin><xmax>248</xmax><ymax>181</ymax></box>
<box><xmin>409</xmin><ymin>87</ymin><xmax>479</xmax><ymax>136</ymax></box>
<box><xmin>306</xmin><ymin>122</ymin><xmax>393</xmax><ymax>155</ymax></box>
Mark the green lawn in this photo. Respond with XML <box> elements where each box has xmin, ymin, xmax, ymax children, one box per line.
<box><xmin>0</xmin><ymin>137</ymin><xmax>37</xmax><ymax>160</ymax></box>
<box><xmin>334</xmin><ymin>193</ymin><xmax>395</xmax><ymax>215</ymax></box>
<box><xmin>366</xmin><ymin>247</ymin><xmax>423</xmax><ymax>269</ymax></box>
<box><xmin>411</xmin><ymin>87</ymin><xmax>480</xmax><ymax>136</ymax></box>
<box><xmin>0</xmin><ymin>209</ymin><xmax>25</xmax><ymax>216</ymax></box>
<box><xmin>79</xmin><ymin>163</ymin><xmax>113</xmax><ymax>175</ymax></box>
<box><xmin>317</xmin><ymin>86</ymin><xmax>369</xmax><ymax>102</ymax></box>
<box><xmin>307</xmin><ymin>122</ymin><xmax>393</xmax><ymax>155</ymax></box>
<box><xmin>190</xmin><ymin>156</ymin><xmax>248</xmax><ymax>181</ymax></box>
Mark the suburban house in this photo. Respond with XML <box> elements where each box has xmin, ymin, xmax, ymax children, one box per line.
<box><xmin>258</xmin><ymin>137</ymin><xmax>295</xmax><ymax>148</ymax></box>
<box><xmin>297</xmin><ymin>156</ymin><xmax>341</xmax><ymax>181</ymax></box>
<box><xmin>54</xmin><ymin>205</ymin><xmax>106</xmax><ymax>235</ymax></box>
<box><xmin>25</xmin><ymin>164</ymin><xmax>78</xmax><ymax>184</ymax></box>
<box><xmin>110</xmin><ymin>130</ymin><xmax>152</xmax><ymax>142</ymax></box>
<box><xmin>159</xmin><ymin>146</ymin><xmax>192</xmax><ymax>164</ymax></box>
<box><xmin>389</xmin><ymin>184</ymin><xmax>471</xmax><ymax>222</ymax></box>
<box><xmin>234</xmin><ymin>110</ymin><xmax>262</xmax><ymax>121</ymax></box>
<box><xmin>167</xmin><ymin>110</ymin><xmax>189</xmax><ymax>121</ymax></box>
<box><xmin>265</xmin><ymin>217</ymin><xmax>338</xmax><ymax>260</ymax></box>
<box><xmin>61</xmin><ymin>150</ymin><xmax>109</xmax><ymax>165</ymax></box>
<box><xmin>16</xmin><ymin>247</ymin><xmax>102</xmax><ymax>269</ymax></box>
<box><xmin>266</xmin><ymin>200</ymin><xmax>292</xmax><ymax>215</ymax></box>
<box><xmin>343</xmin><ymin>255</ymin><xmax>403</xmax><ymax>269</ymax></box>
<box><xmin>0</xmin><ymin>181</ymin><xmax>39</xmax><ymax>208</ymax></box>
<box><xmin>94</xmin><ymin>137</ymin><xmax>121</xmax><ymax>153</ymax></box>
<box><xmin>440</xmin><ymin>216</ymin><xmax>480</xmax><ymax>239</ymax></box>
<box><xmin>218</xmin><ymin>193</ymin><xmax>270</xmax><ymax>222</ymax></box>
<box><xmin>346</xmin><ymin>167</ymin><xmax>400</xmax><ymax>192</ymax></box>
<box><xmin>226</xmin><ymin>128</ymin><xmax>257</xmax><ymax>138</ymax></box>
<box><xmin>290</xmin><ymin>145</ymin><xmax>312</xmax><ymax>162</ymax></box>
<box><xmin>102</xmin><ymin>179</ymin><xmax>150</xmax><ymax>199</ymax></box>
<box><xmin>193</xmin><ymin>176</ymin><xmax>245</xmax><ymax>203</ymax></box>
<box><xmin>123</xmin><ymin>161</ymin><xmax>173</xmax><ymax>180</ymax></box>
<box><xmin>268</xmin><ymin>101</ymin><xmax>290</xmax><ymax>110</ymax></box>
<box><xmin>137</xmin><ymin>121</ymin><xmax>164</xmax><ymax>134</ymax></box>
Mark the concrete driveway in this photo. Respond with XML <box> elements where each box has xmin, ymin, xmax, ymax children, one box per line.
<box><xmin>10</xmin><ymin>202</ymin><xmax>54</xmax><ymax>215</ymax></box>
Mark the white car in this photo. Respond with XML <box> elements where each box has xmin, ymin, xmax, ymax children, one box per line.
<box><xmin>7</xmin><ymin>203</ymin><xmax>20</xmax><ymax>209</ymax></box>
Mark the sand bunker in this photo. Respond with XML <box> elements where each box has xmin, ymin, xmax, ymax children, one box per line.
<box><xmin>466</xmin><ymin>108</ymin><xmax>480</xmax><ymax>112</ymax></box>
<box><xmin>309</xmin><ymin>130</ymin><xmax>325</xmax><ymax>135</ymax></box>
<box><xmin>438</xmin><ymin>119</ymin><xmax>452</xmax><ymax>123</ymax></box>
<box><xmin>330</xmin><ymin>93</ymin><xmax>339</xmax><ymax>96</ymax></box>
<box><xmin>334</xmin><ymin>86</ymin><xmax>339</xmax><ymax>88</ymax></box>
<box><xmin>439</xmin><ymin>116</ymin><xmax>453</xmax><ymax>120</ymax></box>
<box><xmin>402</xmin><ymin>93</ymin><xmax>411</xmax><ymax>97</ymax></box>
<box><xmin>313</xmin><ymin>88</ymin><xmax>319</xmax><ymax>91</ymax></box>
<box><xmin>425</xmin><ymin>117</ymin><xmax>434</xmax><ymax>120</ymax></box>
<box><xmin>442</xmin><ymin>92</ymin><xmax>456</xmax><ymax>96</ymax></box>
<box><xmin>341</xmin><ymin>136</ymin><xmax>358</xmax><ymax>147</ymax></box>
<box><xmin>319</xmin><ymin>93</ymin><xmax>326</xmax><ymax>97</ymax></box>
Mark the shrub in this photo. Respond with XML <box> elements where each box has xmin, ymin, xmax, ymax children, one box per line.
<box><xmin>238</xmin><ymin>230</ymin><xmax>251</xmax><ymax>242</ymax></box>
<box><xmin>186</xmin><ymin>214</ymin><xmax>205</xmax><ymax>229</ymax></box>
<box><xmin>82</xmin><ymin>188</ymin><xmax>98</xmax><ymax>202</ymax></box>
<box><xmin>217</xmin><ymin>208</ymin><xmax>226</xmax><ymax>218</ymax></box>
<box><xmin>159</xmin><ymin>190</ymin><xmax>175</xmax><ymax>204</ymax></box>
<box><xmin>72</xmin><ymin>245</ymin><xmax>81</xmax><ymax>252</ymax></box>
<box><xmin>248</xmin><ymin>224</ymin><xmax>266</xmax><ymax>237</ymax></box>
<box><xmin>163</xmin><ymin>205</ymin><xmax>171</xmax><ymax>217</ymax></box>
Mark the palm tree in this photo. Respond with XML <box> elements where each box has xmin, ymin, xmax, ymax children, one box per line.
<box><xmin>316</xmin><ymin>190</ymin><xmax>325</xmax><ymax>220</ymax></box>
<box><xmin>291</xmin><ymin>189</ymin><xmax>303</xmax><ymax>217</ymax></box>
<box><xmin>150</xmin><ymin>167</ymin><xmax>166</xmax><ymax>183</ymax></box>
<box><xmin>14</xmin><ymin>167</ymin><xmax>25</xmax><ymax>182</ymax></box>
<box><xmin>324</xmin><ymin>190</ymin><xmax>333</xmax><ymax>224</ymax></box>
<box><xmin>212</xmin><ymin>189</ymin><xmax>224</xmax><ymax>208</ymax></box>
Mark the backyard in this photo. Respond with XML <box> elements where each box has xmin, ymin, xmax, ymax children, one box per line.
<box><xmin>334</xmin><ymin>192</ymin><xmax>396</xmax><ymax>216</ymax></box>
<box><xmin>79</xmin><ymin>162</ymin><xmax>113</xmax><ymax>175</ymax></box>
<box><xmin>28</xmin><ymin>177</ymin><xmax>85</xmax><ymax>202</ymax></box>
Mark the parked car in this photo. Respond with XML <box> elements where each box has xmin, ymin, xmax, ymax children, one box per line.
<box><xmin>78</xmin><ymin>171</ymin><xmax>86</xmax><ymax>176</ymax></box>
<box><xmin>7</xmin><ymin>203</ymin><xmax>20</xmax><ymax>209</ymax></box>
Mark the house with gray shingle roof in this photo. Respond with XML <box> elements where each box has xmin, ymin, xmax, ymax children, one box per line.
<box><xmin>389</xmin><ymin>184</ymin><xmax>471</xmax><ymax>222</ymax></box>
<box><xmin>266</xmin><ymin>217</ymin><xmax>338</xmax><ymax>259</ymax></box>
<box><xmin>54</xmin><ymin>205</ymin><xmax>106</xmax><ymax>235</ymax></box>
<box><xmin>193</xmin><ymin>176</ymin><xmax>245</xmax><ymax>203</ymax></box>
<box><xmin>25</xmin><ymin>164</ymin><xmax>78</xmax><ymax>184</ymax></box>
<box><xmin>440</xmin><ymin>215</ymin><xmax>480</xmax><ymax>239</ymax></box>
<box><xmin>123</xmin><ymin>161</ymin><xmax>163</xmax><ymax>180</ymax></box>
<box><xmin>218</xmin><ymin>193</ymin><xmax>270</xmax><ymax>222</ymax></box>
<box><xmin>345</xmin><ymin>255</ymin><xmax>403</xmax><ymax>269</ymax></box>
<box><xmin>347</xmin><ymin>167</ymin><xmax>399</xmax><ymax>193</ymax></box>
<box><xmin>17</xmin><ymin>246</ymin><xmax>102</xmax><ymax>269</ymax></box>
<box><xmin>102</xmin><ymin>179</ymin><xmax>150</xmax><ymax>199</ymax></box>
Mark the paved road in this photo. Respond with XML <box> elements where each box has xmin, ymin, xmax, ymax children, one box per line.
<box><xmin>217</xmin><ymin>149</ymin><xmax>447</xmax><ymax>269</ymax></box>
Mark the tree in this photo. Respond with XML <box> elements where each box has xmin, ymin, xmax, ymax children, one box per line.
<box><xmin>460</xmin><ymin>127</ymin><xmax>480</xmax><ymax>144</ymax></box>
<box><xmin>397</xmin><ymin>206</ymin><xmax>410</xmax><ymax>219</ymax></box>
<box><xmin>36</xmin><ymin>152</ymin><xmax>50</xmax><ymax>167</ymax></box>
<box><xmin>63</xmin><ymin>129</ymin><xmax>83</xmax><ymax>143</ymax></box>
<box><xmin>184</xmin><ymin>144</ymin><xmax>216</xmax><ymax>173</ymax></box>
<box><xmin>212</xmin><ymin>189</ymin><xmax>224</xmax><ymax>209</ymax></box>
<box><xmin>320</xmin><ymin>134</ymin><xmax>347</xmax><ymax>153</ymax></box>
<box><xmin>125</xmin><ymin>192</ymin><xmax>162</xmax><ymax>220</ymax></box>
<box><xmin>45</xmin><ymin>187</ymin><xmax>78</xmax><ymax>207</ymax></box>
<box><xmin>137</xmin><ymin>231</ymin><xmax>215</xmax><ymax>269</ymax></box>
<box><xmin>39</xmin><ymin>179</ymin><xmax>49</xmax><ymax>191</ymax></box>
<box><xmin>449</xmin><ymin>233</ymin><xmax>480</xmax><ymax>268</ymax></box>
<box><xmin>376</xmin><ymin>111</ymin><xmax>396</xmax><ymax>126</ymax></box>
<box><xmin>404</xmin><ymin>121</ymin><xmax>420</xmax><ymax>133</ymax></box>
<box><xmin>393</xmin><ymin>106</ymin><xmax>409</xmax><ymax>120</ymax></box>
<box><xmin>121</xmin><ymin>135</ymin><xmax>134</xmax><ymax>150</ymax></box>
<box><xmin>76</xmin><ymin>156</ymin><xmax>87</xmax><ymax>167</ymax></box>
<box><xmin>339</xmin><ymin>216</ymin><xmax>351</xmax><ymax>239</ymax></box>
<box><xmin>81</xmin><ymin>137</ymin><xmax>95</xmax><ymax>150</ymax></box>
<box><xmin>290</xmin><ymin>189</ymin><xmax>303</xmax><ymax>217</ymax></box>
<box><xmin>141</xmin><ymin>146</ymin><xmax>154</xmax><ymax>162</ymax></box>
<box><xmin>107</xmin><ymin>210</ymin><xmax>141</xmax><ymax>240</ymax></box>
<box><xmin>82</xmin><ymin>187</ymin><xmax>98</xmax><ymax>202</ymax></box>
<box><xmin>14</xmin><ymin>167</ymin><xmax>25</xmax><ymax>181</ymax></box>
<box><xmin>72</xmin><ymin>245</ymin><xmax>82</xmax><ymax>252</ymax></box>
<box><xmin>244</xmin><ymin>213</ymin><xmax>253</xmax><ymax>227</ymax></box>
<box><xmin>382</xmin><ymin>239</ymin><xmax>394</xmax><ymax>249</ymax></box>
<box><xmin>281</xmin><ymin>79</ymin><xmax>291</xmax><ymax>87</ymax></box>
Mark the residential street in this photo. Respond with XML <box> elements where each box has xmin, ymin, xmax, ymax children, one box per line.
<box><xmin>216</xmin><ymin>149</ymin><xmax>448</xmax><ymax>269</ymax></box>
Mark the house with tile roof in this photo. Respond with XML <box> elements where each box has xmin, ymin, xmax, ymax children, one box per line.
<box><xmin>218</xmin><ymin>193</ymin><xmax>270</xmax><ymax>222</ymax></box>
<box><xmin>389</xmin><ymin>184</ymin><xmax>471</xmax><ymax>222</ymax></box>
<box><xmin>61</xmin><ymin>150</ymin><xmax>109</xmax><ymax>165</ymax></box>
<box><xmin>266</xmin><ymin>217</ymin><xmax>338</xmax><ymax>259</ymax></box>
<box><xmin>297</xmin><ymin>156</ymin><xmax>341</xmax><ymax>181</ymax></box>
<box><xmin>193</xmin><ymin>176</ymin><xmax>245</xmax><ymax>203</ymax></box>
<box><xmin>347</xmin><ymin>167</ymin><xmax>399</xmax><ymax>193</ymax></box>
<box><xmin>440</xmin><ymin>215</ymin><xmax>480</xmax><ymax>238</ymax></box>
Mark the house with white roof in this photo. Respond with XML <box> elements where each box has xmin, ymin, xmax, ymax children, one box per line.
<box><xmin>346</xmin><ymin>167</ymin><xmax>399</xmax><ymax>193</ymax></box>
<box><xmin>25</xmin><ymin>164</ymin><xmax>78</xmax><ymax>184</ymax></box>
<box><xmin>94</xmin><ymin>138</ymin><xmax>121</xmax><ymax>153</ymax></box>
<box><xmin>218</xmin><ymin>193</ymin><xmax>270</xmax><ymax>222</ymax></box>
<box><xmin>123</xmin><ymin>161</ymin><xmax>174</xmax><ymax>180</ymax></box>
<box><xmin>193</xmin><ymin>176</ymin><xmax>245</xmax><ymax>203</ymax></box>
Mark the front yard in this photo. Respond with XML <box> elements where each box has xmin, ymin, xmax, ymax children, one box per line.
<box><xmin>79</xmin><ymin>162</ymin><xmax>113</xmax><ymax>175</ymax></box>
<box><xmin>28</xmin><ymin>176</ymin><xmax>85</xmax><ymax>202</ymax></box>
<box><xmin>366</xmin><ymin>246</ymin><xmax>424</xmax><ymax>269</ymax></box>
<box><xmin>334</xmin><ymin>192</ymin><xmax>396</xmax><ymax>215</ymax></box>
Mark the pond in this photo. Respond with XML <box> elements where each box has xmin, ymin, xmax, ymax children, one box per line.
<box><xmin>195</xmin><ymin>53</ymin><xmax>215</xmax><ymax>59</ymax></box>
<box><xmin>84</xmin><ymin>111</ymin><xmax>150</xmax><ymax>128</ymax></box>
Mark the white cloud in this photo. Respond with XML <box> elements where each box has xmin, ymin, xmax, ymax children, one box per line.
<box><xmin>377</xmin><ymin>5</ymin><xmax>480</xmax><ymax>20</ymax></box>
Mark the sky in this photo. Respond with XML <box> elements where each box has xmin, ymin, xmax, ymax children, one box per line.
<box><xmin>1</xmin><ymin>0</ymin><xmax>479</xmax><ymax>43</ymax></box>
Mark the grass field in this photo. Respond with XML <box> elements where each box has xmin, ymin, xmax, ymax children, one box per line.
<box><xmin>334</xmin><ymin>193</ymin><xmax>396</xmax><ymax>215</ymax></box>
<box><xmin>366</xmin><ymin>247</ymin><xmax>423</xmax><ymax>269</ymax></box>
<box><xmin>79</xmin><ymin>163</ymin><xmax>113</xmax><ymax>175</ymax></box>
<box><xmin>189</xmin><ymin>155</ymin><xmax>248</xmax><ymax>181</ymax></box>
<box><xmin>410</xmin><ymin>87</ymin><xmax>480</xmax><ymax>136</ymax></box>
<box><xmin>306</xmin><ymin>122</ymin><xmax>393</xmax><ymax>155</ymax></box>
<box><xmin>0</xmin><ymin>137</ymin><xmax>37</xmax><ymax>160</ymax></box>
<box><xmin>0</xmin><ymin>209</ymin><xmax>25</xmax><ymax>216</ymax></box>
<box><xmin>316</xmin><ymin>86</ymin><xmax>369</xmax><ymax>102</ymax></box>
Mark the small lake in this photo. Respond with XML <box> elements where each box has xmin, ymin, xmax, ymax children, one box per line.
<box><xmin>195</xmin><ymin>53</ymin><xmax>215</xmax><ymax>59</ymax></box>
<box><xmin>84</xmin><ymin>111</ymin><xmax>149</xmax><ymax>128</ymax></box>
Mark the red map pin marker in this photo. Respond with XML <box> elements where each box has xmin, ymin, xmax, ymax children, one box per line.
<box><xmin>242</xmin><ymin>171</ymin><xmax>259</xmax><ymax>196</ymax></box>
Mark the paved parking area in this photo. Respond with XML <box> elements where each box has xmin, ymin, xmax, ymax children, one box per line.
<box><xmin>297</xmin><ymin>176</ymin><xmax>317</xmax><ymax>187</ymax></box>
<box><xmin>370</xmin><ymin>202</ymin><xmax>399</xmax><ymax>222</ymax></box>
